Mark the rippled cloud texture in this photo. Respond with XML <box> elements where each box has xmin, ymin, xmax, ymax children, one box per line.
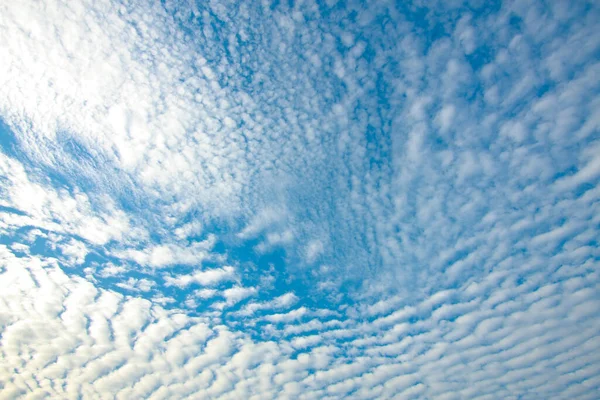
<box><xmin>1</xmin><ymin>0</ymin><xmax>599</xmax><ymax>398</ymax></box>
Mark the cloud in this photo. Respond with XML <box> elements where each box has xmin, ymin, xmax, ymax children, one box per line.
<box><xmin>0</xmin><ymin>0</ymin><xmax>598</xmax><ymax>398</ymax></box>
<box><xmin>195</xmin><ymin>288</ymin><xmax>218</xmax><ymax>299</ymax></box>
<box><xmin>1</xmin><ymin>244</ymin><xmax>599</xmax><ymax>399</ymax></box>
<box><xmin>115</xmin><ymin>277</ymin><xmax>155</xmax><ymax>292</ymax></box>
<box><xmin>265</xmin><ymin>307</ymin><xmax>310</xmax><ymax>324</ymax></box>
<box><xmin>58</xmin><ymin>238</ymin><xmax>88</xmax><ymax>265</ymax></box>
<box><xmin>2</xmin><ymin>0</ymin><xmax>596</xmax><ymax>300</ymax></box>
<box><xmin>164</xmin><ymin>266</ymin><xmax>237</xmax><ymax>288</ymax></box>
<box><xmin>98</xmin><ymin>263</ymin><xmax>127</xmax><ymax>278</ymax></box>
<box><xmin>236</xmin><ymin>292</ymin><xmax>299</xmax><ymax>317</ymax></box>
<box><xmin>212</xmin><ymin>286</ymin><xmax>258</xmax><ymax>310</ymax></box>
<box><xmin>114</xmin><ymin>236</ymin><xmax>217</xmax><ymax>268</ymax></box>
<box><xmin>0</xmin><ymin>152</ymin><xmax>136</xmax><ymax>246</ymax></box>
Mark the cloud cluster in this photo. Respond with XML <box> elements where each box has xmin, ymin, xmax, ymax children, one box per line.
<box><xmin>0</xmin><ymin>152</ymin><xmax>134</xmax><ymax>246</ymax></box>
<box><xmin>0</xmin><ymin>0</ymin><xmax>599</xmax><ymax>398</ymax></box>
<box><xmin>1</xmin><ymin>0</ymin><xmax>598</xmax><ymax>298</ymax></box>
<box><xmin>1</xmin><ymin>244</ymin><xmax>598</xmax><ymax>399</ymax></box>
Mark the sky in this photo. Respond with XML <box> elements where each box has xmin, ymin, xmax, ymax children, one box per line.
<box><xmin>0</xmin><ymin>0</ymin><xmax>599</xmax><ymax>398</ymax></box>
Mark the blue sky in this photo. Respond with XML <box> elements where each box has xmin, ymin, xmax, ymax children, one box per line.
<box><xmin>0</xmin><ymin>0</ymin><xmax>599</xmax><ymax>398</ymax></box>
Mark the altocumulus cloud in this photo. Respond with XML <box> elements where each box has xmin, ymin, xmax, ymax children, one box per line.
<box><xmin>0</xmin><ymin>0</ymin><xmax>599</xmax><ymax>399</ymax></box>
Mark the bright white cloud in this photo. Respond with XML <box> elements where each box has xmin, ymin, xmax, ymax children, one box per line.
<box><xmin>115</xmin><ymin>236</ymin><xmax>217</xmax><ymax>268</ymax></box>
<box><xmin>164</xmin><ymin>266</ymin><xmax>237</xmax><ymax>288</ymax></box>
<box><xmin>237</xmin><ymin>292</ymin><xmax>299</xmax><ymax>317</ymax></box>
<box><xmin>0</xmin><ymin>152</ymin><xmax>136</xmax><ymax>245</ymax></box>
<box><xmin>58</xmin><ymin>238</ymin><xmax>89</xmax><ymax>265</ymax></box>
<box><xmin>212</xmin><ymin>286</ymin><xmax>258</xmax><ymax>310</ymax></box>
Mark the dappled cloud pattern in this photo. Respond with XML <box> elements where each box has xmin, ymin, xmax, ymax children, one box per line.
<box><xmin>0</xmin><ymin>0</ymin><xmax>599</xmax><ymax>398</ymax></box>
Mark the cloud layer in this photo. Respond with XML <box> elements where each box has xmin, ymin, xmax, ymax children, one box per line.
<box><xmin>1</xmin><ymin>245</ymin><xmax>599</xmax><ymax>399</ymax></box>
<box><xmin>0</xmin><ymin>0</ymin><xmax>599</xmax><ymax>398</ymax></box>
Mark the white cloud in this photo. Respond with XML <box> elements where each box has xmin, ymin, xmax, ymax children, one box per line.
<box><xmin>265</xmin><ymin>307</ymin><xmax>309</xmax><ymax>324</ymax></box>
<box><xmin>116</xmin><ymin>277</ymin><xmax>155</xmax><ymax>292</ymax></box>
<box><xmin>115</xmin><ymin>235</ymin><xmax>217</xmax><ymax>268</ymax></box>
<box><xmin>164</xmin><ymin>266</ymin><xmax>237</xmax><ymax>288</ymax></box>
<box><xmin>174</xmin><ymin>220</ymin><xmax>203</xmax><ymax>240</ymax></box>
<box><xmin>0</xmin><ymin>152</ymin><xmax>136</xmax><ymax>246</ymax></box>
<box><xmin>1</xmin><ymin>242</ymin><xmax>599</xmax><ymax>398</ymax></box>
<box><xmin>98</xmin><ymin>263</ymin><xmax>127</xmax><ymax>278</ymax></box>
<box><xmin>0</xmin><ymin>0</ymin><xmax>597</xmax><ymax>306</ymax></box>
<box><xmin>237</xmin><ymin>207</ymin><xmax>289</xmax><ymax>240</ymax></box>
<box><xmin>237</xmin><ymin>292</ymin><xmax>299</xmax><ymax>317</ymax></box>
<box><xmin>212</xmin><ymin>286</ymin><xmax>258</xmax><ymax>310</ymax></box>
<box><xmin>305</xmin><ymin>239</ymin><xmax>325</xmax><ymax>264</ymax></box>
<box><xmin>195</xmin><ymin>288</ymin><xmax>218</xmax><ymax>299</ymax></box>
<box><xmin>58</xmin><ymin>238</ymin><xmax>88</xmax><ymax>265</ymax></box>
